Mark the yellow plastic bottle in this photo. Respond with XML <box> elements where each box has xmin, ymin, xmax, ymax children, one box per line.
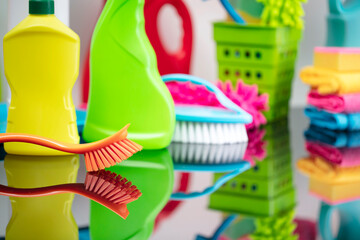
<box><xmin>4</xmin><ymin>154</ymin><xmax>79</xmax><ymax>240</ymax></box>
<box><xmin>3</xmin><ymin>0</ymin><xmax>79</xmax><ymax>155</ymax></box>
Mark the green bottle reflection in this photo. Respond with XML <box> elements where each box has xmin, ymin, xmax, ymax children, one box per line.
<box><xmin>90</xmin><ymin>149</ymin><xmax>174</xmax><ymax>240</ymax></box>
<box><xmin>4</xmin><ymin>154</ymin><xmax>79</xmax><ymax>240</ymax></box>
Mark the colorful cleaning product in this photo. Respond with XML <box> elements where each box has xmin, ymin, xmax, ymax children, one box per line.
<box><xmin>304</xmin><ymin>106</ymin><xmax>360</xmax><ymax>131</ymax></box>
<box><xmin>0</xmin><ymin>169</ymin><xmax>142</xmax><ymax>219</ymax></box>
<box><xmin>209</xmin><ymin>161</ymin><xmax>295</xmax><ymax>216</ymax></box>
<box><xmin>163</xmin><ymin>74</ymin><xmax>252</xmax><ymax>144</ymax></box>
<box><xmin>83</xmin><ymin>0</ymin><xmax>175</xmax><ymax>149</ymax></box>
<box><xmin>319</xmin><ymin>201</ymin><xmax>360</xmax><ymax>240</ymax></box>
<box><xmin>301</xmin><ymin>67</ymin><xmax>360</xmax><ymax>95</ymax></box>
<box><xmin>0</xmin><ymin>125</ymin><xmax>142</xmax><ymax>172</ymax></box>
<box><xmin>327</xmin><ymin>0</ymin><xmax>360</xmax><ymax>47</ymax></box>
<box><xmin>306</xmin><ymin>141</ymin><xmax>360</xmax><ymax>167</ymax></box>
<box><xmin>81</xmin><ymin>0</ymin><xmax>193</xmax><ymax>108</ymax></box>
<box><xmin>169</xmin><ymin>142</ymin><xmax>250</xmax><ymax>199</ymax></box>
<box><xmin>305</xmin><ymin>125</ymin><xmax>360</xmax><ymax>148</ymax></box>
<box><xmin>314</xmin><ymin>47</ymin><xmax>360</xmax><ymax>71</ymax></box>
<box><xmin>4</xmin><ymin>154</ymin><xmax>79</xmax><ymax>240</ymax></box>
<box><xmin>90</xmin><ymin>149</ymin><xmax>174</xmax><ymax>240</ymax></box>
<box><xmin>165</xmin><ymin>78</ymin><xmax>268</xmax><ymax>130</ymax></box>
<box><xmin>3</xmin><ymin>0</ymin><xmax>80</xmax><ymax>155</ymax></box>
<box><xmin>297</xmin><ymin>156</ymin><xmax>360</xmax><ymax>184</ymax></box>
<box><xmin>307</xmin><ymin>91</ymin><xmax>360</xmax><ymax>114</ymax></box>
<box><xmin>214</xmin><ymin>22</ymin><xmax>302</xmax><ymax>121</ymax></box>
<box><xmin>310</xmin><ymin>178</ymin><xmax>360</xmax><ymax>205</ymax></box>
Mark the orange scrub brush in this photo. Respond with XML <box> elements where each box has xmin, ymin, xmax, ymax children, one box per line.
<box><xmin>0</xmin><ymin>124</ymin><xmax>142</xmax><ymax>171</ymax></box>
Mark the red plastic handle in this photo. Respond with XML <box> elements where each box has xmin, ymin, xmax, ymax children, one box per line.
<box><xmin>145</xmin><ymin>0</ymin><xmax>193</xmax><ymax>75</ymax></box>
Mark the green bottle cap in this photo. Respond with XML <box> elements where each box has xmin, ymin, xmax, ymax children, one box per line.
<box><xmin>29</xmin><ymin>0</ymin><xmax>54</xmax><ymax>14</ymax></box>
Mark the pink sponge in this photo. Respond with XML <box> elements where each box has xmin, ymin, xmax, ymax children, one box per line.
<box><xmin>165</xmin><ymin>80</ymin><xmax>268</xmax><ymax>130</ymax></box>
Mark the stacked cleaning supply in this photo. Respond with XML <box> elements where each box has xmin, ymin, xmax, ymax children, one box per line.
<box><xmin>297</xmin><ymin>135</ymin><xmax>360</xmax><ymax>239</ymax></box>
<box><xmin>205</xmin><ymin>119</ymin><xmax>298</xmax><ymax>239</ymax></box>
<box><xmin>215</xmin><ymin>0</ymin><xmax>306</xmax><ymax>122</ymax></box>
<box><xmin>300</xmin><ymin>47</ymin><xmax>360</xmax><ymax>205</ymax></box>
<box><xmin>301</xmin><ymin>47</ymin><xmax>360</xmax><ymax>131</ymax></box>
<box><xmin>301</xmin><ymin>127</ymin><xmax>360</xmax><ymax>204</ymax></box>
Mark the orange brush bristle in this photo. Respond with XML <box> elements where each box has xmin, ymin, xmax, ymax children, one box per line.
<box><xmin>84</xmin><ymin>136</ymin><xmax>142</xmax><ymax>172</ymax></box>
<box><xmin>85</xmin><ymin>170</ymin><xmax>141</xmax><ymax>204</ymax></box>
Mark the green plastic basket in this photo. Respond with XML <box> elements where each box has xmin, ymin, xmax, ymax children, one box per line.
<box><xmin>216</xmin><ymin>161</ymin><xmax>293</xmax><ymax>198</ymax></box>
<box><xmin>241</xmin><ymin>152</ymin><xmax>292</xmax><ymax>179</ymax></box>
<box><xmin>209</xmin><ymin>187</ymin><xmax>296</xmax><ymax>217</ymax></box>
<box><xmin>214</xmin><ymin>22</ymin><xmax>302</xmax><ymax>121</ymax></box>
<box><xmin>218</xmin><ymin>61</ymin><xmax>296</xmax><ymax>89</ymax></box>
<box><xmin>263</xmin><ymin>102</ymin><xmax>290</xmax><ymax>122</ymax></box>
<box><xmin>263</xmin><ymin>131</ymin><xmax>290</xmax><ymax>157</ymax></box>
<box><xmin>261</xmin><ymin>118</ymin><xmax>289</xmax><ymax>138</ymax></box>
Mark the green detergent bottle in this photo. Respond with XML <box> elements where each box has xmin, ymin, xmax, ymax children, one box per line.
<box><xmin>83</xmin><ymin>0</ymin><xmax>175</xmax><ymax>149</ymax></box>
<box><xmin>90</xmin><ymin>149</ymin><xmax>174</xmax><ymax>240</ymax></box>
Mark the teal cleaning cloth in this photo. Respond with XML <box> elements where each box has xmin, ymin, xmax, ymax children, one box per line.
<box><xmin>305</xmin><ymin>106</ymin><xmax>360</xmax><ymax>131</ymax></box>
<box><xmin>305</xmin><ymin>125</ymin><xmax>360</xmax><ymax>148</ymax></box>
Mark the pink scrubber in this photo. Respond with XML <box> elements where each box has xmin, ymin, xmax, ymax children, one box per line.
<box><xmin>165</xmin><ymin>80</ymin><xmax>269</xmax><ymax>130</ymax></box>
<box><xmin>216</xmin><ymin>80</ymin><xmax>269</xmax><ymax>130</ymax></box>
<box><xmin>244</xmin><ymin>128</ymin><xmax>267</xmax><ymax>164</ymax></box>
<box><xmin>165</xmin><ymin>81</ymin><xmax>221</xmax><ymax>107</ymax></box>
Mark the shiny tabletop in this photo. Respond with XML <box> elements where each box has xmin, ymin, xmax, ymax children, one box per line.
<box><xmin>0</xmin><ymin>107</ymin><xmax>354</xmax><ymax>240</ymax></box>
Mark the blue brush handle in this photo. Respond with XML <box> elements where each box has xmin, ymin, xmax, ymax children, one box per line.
<box><xmin>196</xmin><ymin>214</ymin><xmax>237</xmax><ymax>240</ymax></box>
<box><xmin>219</xmin><ymin>0</ymin><xmax>245</xmax><ymax>24</ymax></box>
<box><xmin>170</xmin><ymin>161</ymin><xmax>250</xmax><ymax>200</ymax></box>
<box><xmin>162</xmin><ymin>74</ymin><xmax>249</xmax><ymax>118</ymax></box>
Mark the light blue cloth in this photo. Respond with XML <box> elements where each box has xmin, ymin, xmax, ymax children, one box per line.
<box><xmin>305</xmin><ymin>106</ymin><xmax>360</xmax><ymax>131</ymax></box>
<box><xmin>305</xmin><ymin>125</ymin><xmax>360</xmax><ymax>148</ymax></box>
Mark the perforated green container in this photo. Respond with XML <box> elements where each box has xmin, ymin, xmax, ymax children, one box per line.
<box><xmin>209</xmin><ymin>187</ymin><xmax>295</xmax><ymax>216</ymax></box>
<box><xmin>214</xmin><ymin>22</ymin><xmax>302</xmax><ymax>121</ymax></box>
<box><xmin>241</xmin><ymin>152</ymin><xmax>292</xmax><ymax>179</ymax></box>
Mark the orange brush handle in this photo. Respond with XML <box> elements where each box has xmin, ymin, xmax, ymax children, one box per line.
<box><xmin>0</xmin><ymin>184</ymin><xmax>130</xmax><ymax>219</ymax></box>
<box><xmin>0</xmin><ymin>124</ymin><xmax>130</xmax><ymax>154</ymax></box>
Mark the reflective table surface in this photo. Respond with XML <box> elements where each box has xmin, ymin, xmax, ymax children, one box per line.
<box><xmin>0</xmin><ymin>108</ymin><xmax>356</xmax><ymax>240</ymax></box>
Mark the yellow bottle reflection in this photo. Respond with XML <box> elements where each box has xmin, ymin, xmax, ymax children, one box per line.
<box><xmin>4</xmin><ymin>154</ymin><xmax>79</xmax><ymax>240</ymax></box>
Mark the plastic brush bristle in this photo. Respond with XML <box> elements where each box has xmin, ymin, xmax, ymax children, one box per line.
<box><xmin>84</xmin><ymin>139</ymin><xmax>142</xmax><ymax>172</ymax></box>
<box><xmin>168</xmin><ymin>142</ymin><xmax>248</xmax><ymax>164</ymax></box>
<box><xmin>172</xmin><ymin>121</ymin><xmax>248</xmax><ymax>144</ymax></box>
<box><xmin>85</xmin><ymin>170</ymin><xmax>142</xmax><ymax>205</ymax></box>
